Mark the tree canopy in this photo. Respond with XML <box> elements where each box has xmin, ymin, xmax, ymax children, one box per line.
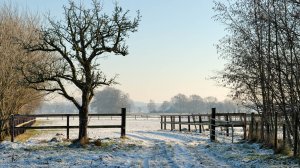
<box><xmin>22</xmin><ymin>0</ymin><xmax>140</xmax><ymax>143</ymax></box>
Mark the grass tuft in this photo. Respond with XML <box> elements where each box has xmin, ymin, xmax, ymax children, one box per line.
<box><xmin>275</xmin><ymin>144</ymin><xmax>293</xmax><ymax>156</ymax></box>
<box><xmin>15</xmin><ymin>129</ymin><xmax>40</xmax><ymax>142</ymax></box>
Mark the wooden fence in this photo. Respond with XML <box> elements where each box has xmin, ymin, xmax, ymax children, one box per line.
<box><xmin>160</xmin><ymin>108</ymin><xmax>263</xmax><ymax>143</ymax></box>
<box><xmin>10</xmin><ymin>108</ymin><xmax>126</xmax><ymax>142</ymax></box>
<box><xmin>9</xmin><ymin>115</ymin><xmax>36</xmax><ymax>139</ymax></box>
<box><xmin>160</xmin><ymin>108</ymin><xmax>250</xmax><ymax>142</ymax></box>
<box><xmin>161</xmin><ymin>108</ymin><xmax>300</xmax><ymax>156</ymax></box>
<box><xmin>0</xmin><ymin>116</ymin><xmax>36</xmax><ymax>140</ymax></box>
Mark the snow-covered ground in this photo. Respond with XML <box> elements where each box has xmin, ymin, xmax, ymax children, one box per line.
<box><xmin>0</xmin><ymin>117</ymin><xmax>299</xmax><ymax>167</ymax></box>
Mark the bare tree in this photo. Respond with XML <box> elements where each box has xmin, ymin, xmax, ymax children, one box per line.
<box><xmin>21</xmin><ymin>0</ymin><xmax>140</xmax><ymax>143</ymax></box>
<box><xmin>0</xmin><ymin>4</ymin><xmax>44</xmax><ymax>140</ymax></box>
<box><xmin>214</xmin><ymin>0</ymin><xmax>300</xmax><ymax>151</ymax></box>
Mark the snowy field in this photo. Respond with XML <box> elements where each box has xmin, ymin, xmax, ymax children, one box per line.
<box><xmin>0</xmin><ymin>117</ymin><xmax>299</xmax><ymax>168</ymax></box>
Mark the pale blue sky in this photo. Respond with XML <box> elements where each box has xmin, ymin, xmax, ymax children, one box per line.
<box><xmin>5</xmin><ymin>0</ymin><xmax>229</xmax><ymax>103</ymax></box>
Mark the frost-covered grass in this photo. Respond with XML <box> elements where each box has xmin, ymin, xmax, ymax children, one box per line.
<box><xmin>0</xmin><ymin>117</ymin><xmax>299</xmax><ymax>167</ymax></box>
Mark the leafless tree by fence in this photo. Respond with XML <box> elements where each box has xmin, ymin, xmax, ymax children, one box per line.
<box><xmin>21</xmin><ymin>0</ymin><xmax>140</xmax><ymax>144</ymax></box>
<box><xmin>214</xmin><ymin>0</ymin><xmax>300</xmax><ymax>156</ymax></box>
<box><xmin>0</xmin><ymin>3</ymin><xmax>45</xmax><ymax>140</ymax></box>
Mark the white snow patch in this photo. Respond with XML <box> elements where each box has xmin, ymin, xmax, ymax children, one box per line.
<box><xmin>0</xmin><ymin>117</ymin><xmax>299</xmax><ymax>167</ymax></box>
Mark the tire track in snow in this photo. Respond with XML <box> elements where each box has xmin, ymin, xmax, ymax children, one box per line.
<box><xmin>157</xmin><ymin>141</ymin><xmax>179</xmax><ymax>168</ymax></box>
<box><xmin>172</xmin><ymin>143</ymin><xmax>194</xmax><ymax>167</ymax></box>
<box><xmin>186</xmin><ymin>144</ymin><xmax>230</xmax><ymax>168</ymax></box>
<box><xmin>128</xmin><ymin>131</ymin><xmax>226</xmax><ymax>168</ymax></box>
<box><xmin>127</xmin><ymin>132</ymin><xmax>178</xmax><ymax>167</ymax></box>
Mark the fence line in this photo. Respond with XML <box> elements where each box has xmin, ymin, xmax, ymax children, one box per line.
<box><xmin>161</xmin><ymin>108</ymin><xmax>300</xmax><ymax>157</ymax></box>
<box><xmin>0</xmin><ymin>115</ymin><xmax>34</xmax><ymax>140</ymax></box>
<box><xmin>160</xmin><ymin>109</ymin><xmax>251</xmax><ymax>142</ymax></box>
<box><xmin>10</xmin><ymin>108</ymin><xmax>127</xmax><ymax>142</ymax></box>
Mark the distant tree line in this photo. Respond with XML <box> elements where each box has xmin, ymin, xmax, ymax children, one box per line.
<box><xmin>91</xmin><ymin>87</ymin><xmax>134</xmax><ymax>113</ymax></box>
<box><xmin>35</xmin><ymin>87</ymin><xmax>134</xmax><ymax>114</ymax></box>
<box><xmin>35</xmin><ymin>87</ymin><xmax>135</xmax><ymax>114</ymax></box>
<box><xmin>147</xmin><ymin>94</ymin><xmax>240</xmax><ymax>113</ymax></box>
<box><xmin>35</xmin><ymin>102</ymin><xmax>77</xmax><ymax>114</ymax></box>
<box><xmin>36</xmin><ymin>88</ymin><xmax>241</xmax><ymax>115</ymax></box>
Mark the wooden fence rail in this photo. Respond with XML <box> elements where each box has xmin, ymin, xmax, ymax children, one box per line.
<box><xmin>10</xmin><ymin>108</ymin><xmax>127</xmax><ymax>142</ymax></box>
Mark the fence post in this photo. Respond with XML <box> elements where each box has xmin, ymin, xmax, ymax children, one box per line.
<box><xmin>188</xmin><ymin>116</ymin><xmax>191</xmax><ymax>132</ymax></box>
<box><xmin>121</xmin><ymin>108</ymin><xmax>126</xmax><ymax>138</ymax></box>
<box><xmin>179</xmin><ymin>115</ymin><xmax>182</xmax><ymax>131</ymax></box>
<box><xmin>67</xmin><ymin>115</ymin><xmax>70</xmax><ymax>140</ymax></box>
<box><xmin>161</xmin><ymin>116</ymin><xmax>163</xmax><ymax>130</ymax></box>
<box><xmin>199</xmin><ymin>115</ymin><xmax>202</xmax><ymax>133</ymax></box>
<box><xmin>274</xmin><ymin>112</ymin><xmax>278</xmax><ymax>150</ymax></box>
<box><xmin>10</xmin><ymin>115</ymin><xmax>15</xmax><ymax>142</ymax></box>
<box><xmin>243</xmin><ymin>113</ymin><xmax>247</xmax><ymax>140</ymax></box>
<box><xmin>173</xmin><ymin>116</ymin><xmax>175</xmax><ymax>130</ymax></box>
<box><xmin>294</xmin><ymin>112</ymin><xmax>298</xmax><ymax>157</ymax></box>
<box><xmin>250</xmin><ymin>113</ymin><xmax>254</xmax><ymax>140</ymax></box>
<box><xmin>170</xmin><ymin>116</ymin><xmax>173</xmax><ymax>131</ymax></box>
<box><xmin>225</xmin><ymin>114</ymin><xmax>229</xmax><ymax>136</ymax></box>
<box><xmin>210</xmin><ymin>108</ymin><xmax>216</xmax><ymax>142</ymax></box>
<box><xmin>164</xmin><ymin>116</ymin><xmax>166</xmax><ymax>130</ymax></box>
<box><xmin>170</xmin><ymin>116</ymin><xmax>172</xmax><ymax>130</ymax></box>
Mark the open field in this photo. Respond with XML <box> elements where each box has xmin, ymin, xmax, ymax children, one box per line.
<box><xmin>0</xmin><ymin>117</ymin><xmax>299</xmax><ymax>168</ymax></box>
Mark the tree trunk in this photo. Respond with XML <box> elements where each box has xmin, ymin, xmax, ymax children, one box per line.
<box><xmin>78</xmin><ymin>87</ymin><xmax>91</xmax><ymax>143</ymax></box>
<box><xmin>78</xmin><ymin>105</ymin><xmax>88</xmax><ymax>143</ymax></box>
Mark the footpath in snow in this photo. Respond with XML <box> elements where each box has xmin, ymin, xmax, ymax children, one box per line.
<box><xmin>0</xmin><ymin>117</ymin><xmax>299</xmax><ymax>167</ymax></box>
